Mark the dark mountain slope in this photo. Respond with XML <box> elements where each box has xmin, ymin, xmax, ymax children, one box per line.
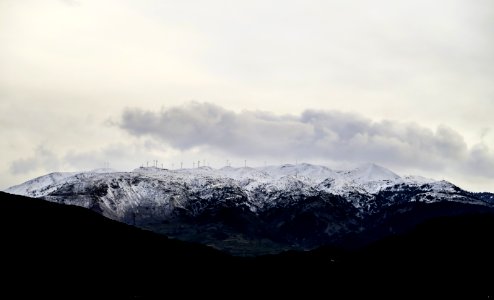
<box><xmin>354</xmin><ymin>213</ymin><xmax>494</xmax><ymax>297</ymax></box>
<box><xmin>1</xmin><ymin>191</ymin><xmax>493</xmax><ymax>298</ymax></box>
<box><xmin>0</xmin><ymin>192</ymin><xmax>233</xmax><ymax>297</ymax></box>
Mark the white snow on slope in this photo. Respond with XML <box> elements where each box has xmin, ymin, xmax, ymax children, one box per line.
<box><xmin>5</xmin><ymin>172</ymin><xmax>78</xmax><ymax>198</ymax></box>
<box><xmin>7</xmin><ymin>163</ymin><xmax>477</xmax><ymax>219</ymax></box>
<box><xmin>348</xmin><ymin>163</ymin><xmax>400</xmax><ymax>182</ymax></box>
<box><xmin>5</xmin><ymin>168</ymin><xmax>118</xmax><ymax>198</ymax></box>
<box><xmin>5</xmin><ymin>163</ymin><xmax>436</xmax><ymax>200</ymax></box>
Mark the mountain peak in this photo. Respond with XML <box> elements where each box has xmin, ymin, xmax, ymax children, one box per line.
<box><xmin>351</xmin><ymin>163</ymin><xmax>400</xmax><ymax>182</ymax></box>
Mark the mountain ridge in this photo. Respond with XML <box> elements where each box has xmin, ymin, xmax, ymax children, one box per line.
<box><xmin>6</xmin><ymin>163</ymin><xmax>494</xmax><ymax>255</ymax></box>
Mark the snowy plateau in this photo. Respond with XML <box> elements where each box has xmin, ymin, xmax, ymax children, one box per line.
<box><xmin>6</xmin><ymin>163</ymin><xmax>494</xmax><ymax>255</ymax></box>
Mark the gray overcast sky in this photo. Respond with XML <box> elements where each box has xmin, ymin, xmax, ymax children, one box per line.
<box><xmin>1</xmin><ymin>0</ymin><xmax>493</xmax><ymax>191</ymax></box>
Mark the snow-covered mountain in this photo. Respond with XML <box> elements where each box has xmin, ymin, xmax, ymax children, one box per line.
<box><xmin>6</xmin><ymin>163</ymin><xmax>494</xmax><ymax>255</ymax></box>
<box><xmin>4</xmin><ymin>163</ymin><xmax>433</xmax><ymax>201</ymax></box>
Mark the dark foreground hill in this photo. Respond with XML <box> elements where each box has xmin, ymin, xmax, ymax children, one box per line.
<box><xmin>1</xmin><ymin>192</ymin><xmax>493</xmax><ymax>298</ymax></box>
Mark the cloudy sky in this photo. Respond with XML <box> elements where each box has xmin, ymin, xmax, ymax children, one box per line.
<box><xmin>1</xmin><ymin>0</ymin><xmax>493</xmax><ymax>191</ymax></box>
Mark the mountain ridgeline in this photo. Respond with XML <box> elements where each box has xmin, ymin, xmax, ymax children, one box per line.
<box><xmin>6</xmin><ymin>163</ymin><xmax>494</xmax><ymax>255</ymax></box>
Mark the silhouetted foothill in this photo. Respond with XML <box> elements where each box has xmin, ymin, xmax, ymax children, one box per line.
<box><xmin>1</xmin><ymin>192</ymin><xmax>493</xmax><ymax>298</ymax></box>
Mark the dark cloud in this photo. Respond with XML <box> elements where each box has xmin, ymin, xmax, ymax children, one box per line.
<box><xmin>120</xmin><ymin>102</ymin><xmax>494</xmax><ymax>177</ymax></box>
<box><xmin>464</xmin><ymin>143</ymin><xmax>494</xmax><ymax>178</ymax></box>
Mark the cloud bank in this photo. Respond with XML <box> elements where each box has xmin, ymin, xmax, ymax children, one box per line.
<box><xmin>120</xmin><ymin>102</ymin><xmax>494</xmax><ymax>178</ymax></box>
